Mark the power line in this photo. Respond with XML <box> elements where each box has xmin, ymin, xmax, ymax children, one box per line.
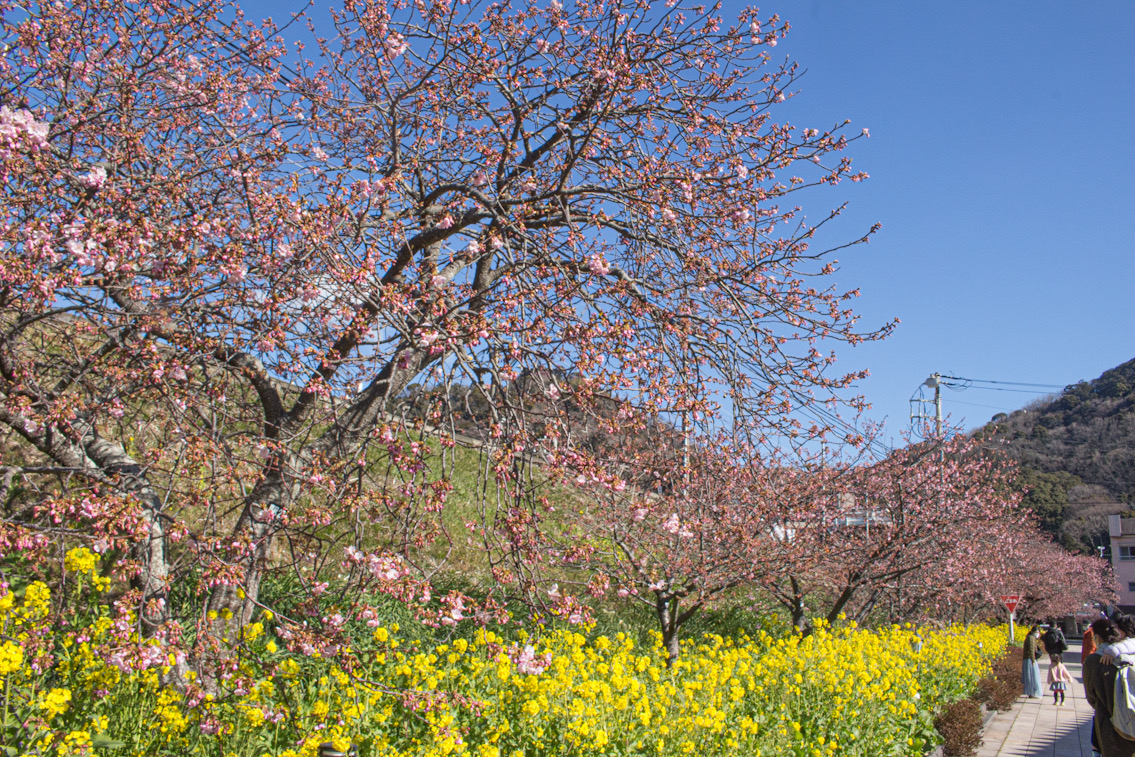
<box><xmin>940</xmin><ymin>375</ymin><xmax>1065</xmax><ymax>390</ymax></box>
<box><xmin>911</xmin><ymin>371</ymin><xmax>1065</xmax><ymax>437</ymax></box>
<box><xmin>946</xmin><ymin>399</ymin><xmax>1018</xmax><ymax>412</ymax></box>
<box><xmin>944</xmin><ymin>384</ymin><xmax>1057</xmax><ymax>395</ymax></box>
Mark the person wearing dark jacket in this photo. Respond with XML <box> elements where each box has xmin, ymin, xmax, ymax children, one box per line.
<box><xmin>1085</xmin><ymin>617</ymin><xmax>1133</xmax><ymax>757</ymax></box>
<box><xmin>1043</xmin><ymin>624</ymin><xmax>1069</xmax><ymax>660</ymax></box>
<box><xmin>1021</xmin><ymin>626</ymin><xmax>1044</xmax><ymax>698</ymax></box>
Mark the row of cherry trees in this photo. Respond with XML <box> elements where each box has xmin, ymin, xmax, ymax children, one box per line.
<box><xmin>550</xmin><ymin>428</ymin><xmax>1114</xmax><ymax>662</ymax></box>
<box><xmin>0</xmin><ymin>0</ymin><xmax>1111</xmax><ymax>678</ymax></box>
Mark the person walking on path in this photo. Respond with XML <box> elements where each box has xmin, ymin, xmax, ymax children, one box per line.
<box><xmin>1023</xmin><ymin>625</ymin><xmax>1044</xmax><ymax>698</ymax></box>
<box><xmin>1085</xmin><ymin>623</ymin><xmax>1098</xmax><ymax>663</ymax></box>
<box><xmin>1083</xmin><ymin>617</ymin><xmax>1133</xmax><ymax>757</ymax></box>
<box><xmin>1048</xmin><ymin>653</ymin><xmax>1073</xmax><ymax>706</ymax></box>
<box><xmin>1044</xmin><ymin>623</ymin><xmax>1070</xmax><ymax>660</ymax></box>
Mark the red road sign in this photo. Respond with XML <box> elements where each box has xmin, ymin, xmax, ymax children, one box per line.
<box><xmin>1000</xmin><ymin>594</ymin><xmax>1020</xmax><ymax>613</ymax></box>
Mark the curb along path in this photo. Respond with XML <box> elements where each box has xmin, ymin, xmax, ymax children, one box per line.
<box><xmin>976</xmin><ymin>640</ymin><xmax>1094</xmax><ymax>757</ymax></box>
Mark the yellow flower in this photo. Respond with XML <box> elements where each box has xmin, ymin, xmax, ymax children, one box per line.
<box><xmin>64</xmin><ymin>546</ymin><xmax>99</xmax><ymax>574</ymax></box>
<box><xmin>0</xmin><ymin>641</ymin><xmax>24</xmax><ymax>675</ymax></box>
<box><xmin>23</xmin><ymin>581</ymin><xmax>52</xmax><ymax>618</ymax></box>
<box><xmin>41</xmin><ymin>688</ymin><xmax>73</xmax><ymax>719</ymax></box>
<box><xmin>60</xmin><ymin>730</ymin><xmax>92</xmax><ymax>756</ymax></box>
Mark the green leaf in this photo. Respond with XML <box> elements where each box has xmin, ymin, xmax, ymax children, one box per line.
<box><xmin>91</xmin><ymin>735</ymin><xmax>126</xmax><ymax>749</ymax></box>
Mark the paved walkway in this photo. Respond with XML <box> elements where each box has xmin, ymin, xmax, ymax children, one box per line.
<box><xmin>977</xmin><ymin>640</ymin><xmax>1095</xmax><ymax>757</ymax></box>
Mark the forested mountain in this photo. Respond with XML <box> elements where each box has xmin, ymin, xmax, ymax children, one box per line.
<box><xmin>983</xmin><ymin>358</ymin><xmax>1135</xmax><ymax>553</ymax></box>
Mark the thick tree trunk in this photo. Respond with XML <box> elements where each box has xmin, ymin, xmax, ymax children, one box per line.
<box><xmin>86</xmin><ymin>437</ymin><xmax>170</xmax><ymax>633</ymax></box>
<box><xmin>0</xmin><ymin>405</ymin><xmax>172</xmax><ymax>635</ymax></box>
<box><xmin>656</xmin><ymin>594</ymin><xmax>704</xmax><ymax>667</ymax></box>
<box><xmin>205</xmin><ymin>465</ymin><xmax>297</xmax><ymax>627</ymax></box>
<box><xmin>202</xmin><ymin>352</ymin><xmax>428</xmax><ymax>626</ymax></box>
<box><xmin>204</xmin><ymin>513</ymin><xmax>275</xmax><ymax>626</ymax></box>
<box><xmin>826</xmin><ymin>583</ymin><xmax>858</xmax><ymax>625</ymax></box>
<box><xmin>790</xmin><ymin>576</ymin><xmax>807</xmax><ymax>633</ymax></box>
<box><xmin>657</xmin><ymin>597</ymin><xmax>682</xmax><ymax>668</ymax></box>
<box><xmin>664</xmin><ymin>630</ymin><xmax>681</xmax><ymax>666</ymax></box>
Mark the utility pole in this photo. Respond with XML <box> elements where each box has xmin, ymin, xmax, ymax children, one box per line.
<box><xmin>910</xmin><ymin>372</ymin><xmax>944</xmax><ymax>438</ymax></box>
<box><xmin>930</xmin><ymin>373</ymin><xmax>942</xmax><ymax>438</ymax></box>
<box><xmin>902</xmin><ymin>372</ymin><xmax>946</xmax><ymax>622</ymax></box>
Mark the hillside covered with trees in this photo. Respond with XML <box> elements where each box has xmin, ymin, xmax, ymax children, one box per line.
<box><xmin>986</xmin><ymin>357</ymin><xmax>1135</xmax><ymax>552</ymax></box>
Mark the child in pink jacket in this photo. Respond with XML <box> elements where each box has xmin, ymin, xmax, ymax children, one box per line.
<box><xmin>1047</xmin><ymin>654</ymin><xmax>1073</xmax><ymax>705</ymax></box>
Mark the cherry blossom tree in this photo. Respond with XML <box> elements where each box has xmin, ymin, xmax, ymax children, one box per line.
<box><xmin>0</xmin><ymin>0</ymin><xmax>301</xmax><ymax>645</ymax></box>
<box><xmin>0</xmin><ymin>0</ymin><xmax>891</xmax><ymax>673</ymax></box>
<box><xmin>1000</xmin><ymin>533</ymin><xmax>1116</xmax><ymax>622</ymax></box>
<box><xmin>758</xmin><ymin>434</ymin><xmax>1027</xmax><ymax>628</ymax></box>
<box><xmin>888</xmin><ymin>513</ymin><xmax>1029</xmax><ymax>624</ymax></box>
<box><xmin>529</xmin><ymin>433</ymin><xmax>792</xmax><ymax>664</ymax></box>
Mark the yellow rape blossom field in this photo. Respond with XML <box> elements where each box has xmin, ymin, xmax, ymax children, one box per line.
<box><xmin>2</xmin><ymin>581</ymin><xmax>1006</xmax><ymax>757</ymax></box>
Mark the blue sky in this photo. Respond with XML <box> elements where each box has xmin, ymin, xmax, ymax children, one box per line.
<box><xmin>747</xmin><ymin>1</ymin><xmax>1135</xmax><ymax>440</ymax></box>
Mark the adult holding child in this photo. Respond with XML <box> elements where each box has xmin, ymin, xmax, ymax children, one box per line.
<box><xmin>1083</xmin><ymin>616</ymin><xmax>1134</xmax><ymax>757</ymax></box>
<box><xmin>1099</xmin><ymin>614</ymin><xmax>1135</xmax><ymax>664</ymax></box>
